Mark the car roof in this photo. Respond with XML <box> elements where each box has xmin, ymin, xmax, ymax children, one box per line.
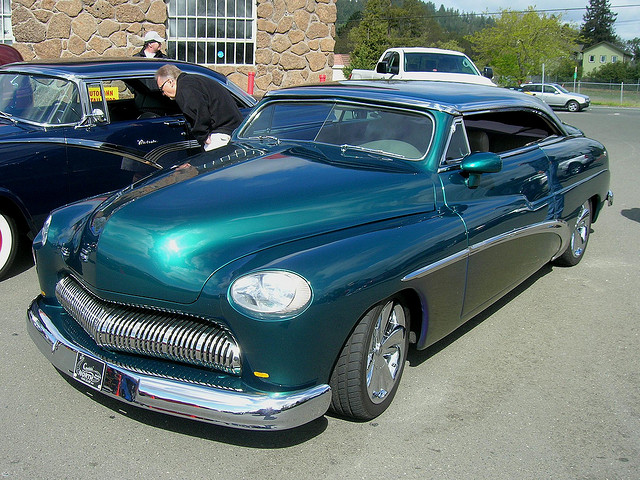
<box><xmin>265</xmin><ymin>80</ymin><xmax>558</xmax><ymax>117</ymax></box>
<box><xmin>390</xmin><ymin>47</ymin><xmax>469</xmax><ymax>57</ymax></box>
<box><xmin>0</xmin><ymin>57</ymin><xmax>227</xmax><ymax>81</ymax></box>
<box><xmin>0</xmin><ymin>57</ymin><xmax>256</xmax><ymax>106</ymax></box>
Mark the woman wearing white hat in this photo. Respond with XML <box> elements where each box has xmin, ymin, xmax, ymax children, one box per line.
<box><xmin>136</xmin><ymin>31</ymin><xmax>166</xmax><ymax>58</ymax></box>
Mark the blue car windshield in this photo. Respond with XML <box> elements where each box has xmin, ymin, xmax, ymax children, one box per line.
<box><xmin>239</xmin><ymin>101</ymin><xmax>433</xmax><ymax>160</ymax></box>
<box><xmin>0</xmin><ymin>73</ymin><xmax>81</xmax><ymax>125</ymax></box>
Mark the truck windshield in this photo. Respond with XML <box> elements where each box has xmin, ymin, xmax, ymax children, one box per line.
<box><xmin>404</xmin><ymin>53</ymin><xmax>480</xmax><ymax>75</ymax></box>
<box><xmin>239</xmin><ymin>101</ymin><xmax>433</xmax><ymax>161</ymax></box>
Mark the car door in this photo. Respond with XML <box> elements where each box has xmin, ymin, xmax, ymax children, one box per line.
<box><xmin>541</xmin><ymin>85</ymin><xmax>564</xmax><ymax>108</ymax></box>
<box><xmin>439</xmin><ymin>111</ymin><xmax>564</xmax><ymax>320</ymax></box>
<box><xmin>65</xmin><ymin>78</ymin><xmax>201</xmax><ymax>201</ymax></box>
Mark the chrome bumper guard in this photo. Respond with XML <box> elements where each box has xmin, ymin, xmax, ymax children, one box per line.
<box><xmin>27</xmin><ymin>298</ymin><xmax>332</xmax><ymax>431</ymax></box>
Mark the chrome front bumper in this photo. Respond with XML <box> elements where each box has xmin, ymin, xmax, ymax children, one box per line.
<box><xmin>27</xmin><ymin>298</ymin><xmax>332</xmax><ymax>431</ymax></box>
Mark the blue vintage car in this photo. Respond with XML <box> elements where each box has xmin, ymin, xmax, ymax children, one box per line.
<box><xmin>27</xmin><ymin>80</ymin><xmax>613</xmax><ymax>430</ymax></box>
<box><xmin>0</xmin><ymin>58</ymin><xmax>256</xmax><ymax>278</ymax></box>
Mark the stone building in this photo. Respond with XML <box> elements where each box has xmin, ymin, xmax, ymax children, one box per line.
<box><xmin>8</xmin><ymin>0</ymin><xmax>336</xmax><ymax>96</ymax></box>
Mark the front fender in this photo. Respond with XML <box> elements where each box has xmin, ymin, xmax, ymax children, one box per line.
<box><xmin>198</xmin><ymin>209</ymin><xmax>467</xmax><ymax>391</ymax></box>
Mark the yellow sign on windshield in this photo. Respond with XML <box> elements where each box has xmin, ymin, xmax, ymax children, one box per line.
<box><xmin>88</xmin><ymin>86</ymin><xmax>119</xmax><ymax>102</ymax></box>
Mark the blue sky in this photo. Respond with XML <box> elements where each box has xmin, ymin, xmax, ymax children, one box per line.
<box><xmin>442</xmin><ymin>1</ymin><xmax>639</xmax><ymax>40</ymax></box>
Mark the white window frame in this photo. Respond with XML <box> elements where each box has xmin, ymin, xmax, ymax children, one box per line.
<box><xmin>600</xmin><ymin>55</ymin><xmax>607</xmax><ymax>63</ymax></box>
<box><xmin>611</xmin><ymin>55</ymin><xmax>618</xmax><ymax>63</ymax></box>
<box><xmin>1</xmin><ymin>0</ymin><xmax>13</xmax><ymax>44</ymax></box>
<box><xmin>588</xmin><ymin>55</ymin><xmax>595</xmax><ymax>63</ymax></box>
<box><xmin>167</xmin><ymin>0</ymin><xmax>256</xmax><ymax>65</ymax></box>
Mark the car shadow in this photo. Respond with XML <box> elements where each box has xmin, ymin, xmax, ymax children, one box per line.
<box><xmin>407</xmin><ymin>263</ymin><xmax>553</xmax><ymax>367</ymax></box>
<box><xmin>621</xmin><ymin>208</ymin><xmax>640</xmax><ymax>224</ymax></box>
<box><xmin>59</xmin><ymin>371</ymin><xmax>328</xmax><ymax>447</ymax></box>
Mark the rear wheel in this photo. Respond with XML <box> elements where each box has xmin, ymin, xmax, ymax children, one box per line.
<box><xmin>566</xmin><ymin>100</ymin><xmax>580</xmax><ymax>112</ymax></box>
<box><xmin>0</xmin><ymin>211</ymin><xmax>18</xmax><ymax>279</ymax></box>
<box><xmin>329</xmin><ymin>299</ymin><xmax>409</xmax><ymax>420</ymax></box>
<box><xmin>554</xmin><ymin>200</ymin><xmax>592</xmax><ymax>266</ymax></box>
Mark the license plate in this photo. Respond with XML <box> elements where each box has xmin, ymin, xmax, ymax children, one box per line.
<box><xmin>73</xmin><ymin>352</ymin><xmax>105</xmax><ymax>390</ymax></box>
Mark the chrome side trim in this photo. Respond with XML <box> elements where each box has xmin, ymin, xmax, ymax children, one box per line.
<box><xmin>27</xmin><ymin>299</ymin><xmax>332</xmax><ymax>431</ymax></box>
<box><xmin>145</xmin><ymin>139</ymin><xmax>201</xmax><ymax>164</ymax></box>
<box><xmin>401</xmin><ymin>249</ymin><xmax>468</xmax><ymax>282</ymax></box>
<box><xmin>402</xmin><ymin>220</ymin><xmax>569</xmax><ymax>282</ymax></box>
<box><xmin>468</xmin><ymin>220</ymin><xmax>568</xmax><ymax>256</ymax></box>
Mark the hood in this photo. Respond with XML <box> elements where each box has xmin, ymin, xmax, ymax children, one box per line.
<box><xmin>71</xmin><ymin>144</ymin><xmax>436</xmax><ymax>303</ymax></box>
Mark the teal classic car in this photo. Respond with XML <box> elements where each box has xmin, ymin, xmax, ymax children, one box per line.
<box><xmin>27</xmin><ymin>81</ymin><xmax>613</xmax><ymax>430</ymax></box>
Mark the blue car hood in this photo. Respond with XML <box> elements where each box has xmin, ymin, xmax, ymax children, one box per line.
<box><xmin>74</xmin><ymin>145</ymin><xmax>435</xmax><ymax>303</ymax></box>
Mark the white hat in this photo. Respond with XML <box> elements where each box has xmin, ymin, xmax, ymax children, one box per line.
<box><xmin>144</xmin><ymin>31</ymin><xmax>164</xmax><ymax>44</ymax></box>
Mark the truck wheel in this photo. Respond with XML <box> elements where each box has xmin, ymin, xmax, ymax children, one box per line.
<box><xmin>0</xmin><ymin>211</ymin><xmax>18</xmax><ymax>279</ymax></box>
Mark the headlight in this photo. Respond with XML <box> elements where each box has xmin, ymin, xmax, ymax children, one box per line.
<box><xmin>40</xmin><ymin>214</ymin><xmax>52</xmax><ymax>246</ymax></box>
<box><xmin>229</xmin><ymin>270</ymin><xmax>312</xmax><ymax>319</ymax></box>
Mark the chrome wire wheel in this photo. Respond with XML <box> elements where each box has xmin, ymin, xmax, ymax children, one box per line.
<box><xmin>330</xmin><ymin>299</ymin><xmax>409</xmax><ymax>420</ymax></box>
<box><xmin>555</xmin><ymin>199</ymin><xmax>592</xmax><ymax>267</ymax></box>
<box><xmin>365</xmin><ymin>301</ymin><xmax>407</xmax><ymax>404</ymax></box>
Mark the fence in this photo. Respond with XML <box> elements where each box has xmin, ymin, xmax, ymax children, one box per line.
<box><xmin>574</xmin><ymin>81</ymin><xmax>640</xmax><ymax>107</ymax></box>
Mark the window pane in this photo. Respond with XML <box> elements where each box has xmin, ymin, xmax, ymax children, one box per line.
<box><xmin>166</xmin><ymin>0</ymin><xmax>256</xmax><ymax>65</ymax></box>
<box><xmin>187</xmin><ymin>18</ymin><xmax>196</xmax><ymax>36</ymax></box>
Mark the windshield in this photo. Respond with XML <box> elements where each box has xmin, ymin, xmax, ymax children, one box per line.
<box><xmin>0</xmin><ymin>73</ymin><xmax>81</xmax><ymax>125</ymax></box>
<box><xmin>404</xmin><ymin>53</ymin><xmax>480</xmax><ymax>75</ymax></box>
<box><xmin>239</xmin><ymin>101</ymin><xmax>433</xmax><ymax>160</ymax></box>
<box><xmin>555</xmin><ymin>84</ymin><xmax>570</xmax><ymax>93</ymax></box>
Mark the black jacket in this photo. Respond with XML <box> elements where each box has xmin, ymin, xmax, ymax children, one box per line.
<box><xmin>174</xmin><ymin>73</ymin><xmax>243</xmax><ymax>146</ymax></box>
<box><xmin>134</xmin><ymin>48</ymin><xmax>166</xmax><ymax>58</ymax></box>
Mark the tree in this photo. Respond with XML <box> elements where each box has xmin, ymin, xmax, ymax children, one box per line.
<box><xmin>345</xmin><ymin>0</ymin><xmax>444</xmax><ymax>76</ymax></box>
<box><xmin>580</xmin><ymin>0</ymin><xmax>617</xmax><ymax>46</ymax></box>
<box><xmin>468</xmin><ymin>8</ymin><xmax>578</xmax><ymax>85</ymax></box>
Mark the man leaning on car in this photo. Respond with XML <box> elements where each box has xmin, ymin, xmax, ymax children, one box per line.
<box><xmin>155</xmin><ymin>64</ymin><xmax>243</xmax><ymax>151</ymax></box>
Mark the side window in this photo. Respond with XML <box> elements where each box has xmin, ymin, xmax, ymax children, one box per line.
<box><xmin>87</xmin><ymin>82</ymin><xmax>108</xmax><ymax>121</ymax></box>
<box><xmin>543</xmin><ymin>85</ymin><xmax>556</xmax><ymax>94</ymax></box>
<box><xmin>463</xmin><ymin>110</ymin><xmax>560</xmax><ymax>154</ymax></box>
<box><xmin>87</xmin><ymin>78</ymin><xmax>182</xmax><ymax>123</ymax></box>
<box><xmin>444</xmin><ymin>120</ymin><xmax>470</xmax><ymax>163</ymax></box>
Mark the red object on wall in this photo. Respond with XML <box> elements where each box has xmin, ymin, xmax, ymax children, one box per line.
<box><xmin>247</xmin><ymin>71</ymin><xmax>255</xmax><ymax>95</ymax></box>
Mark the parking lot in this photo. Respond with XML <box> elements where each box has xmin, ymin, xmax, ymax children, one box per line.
<box><xmin>1</xmin><ymin>106</ymin><xmax>638</xmax><ymax>479</ymax></box>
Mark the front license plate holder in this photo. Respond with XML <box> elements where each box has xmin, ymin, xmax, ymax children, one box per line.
<box><xmin>73</xmin><ymin>352</ymin><xmax>105</xmax><ymax>390</ymax></box>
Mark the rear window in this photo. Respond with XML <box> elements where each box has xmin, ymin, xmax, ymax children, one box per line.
<box><xmin>239</xmin><ymin>102</ymin><xmax>433</xmax><ymax>160</ymax></box>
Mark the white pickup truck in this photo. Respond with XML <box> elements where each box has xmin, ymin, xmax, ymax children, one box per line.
<box><xmin>349</xmin><ymin>47</ymin><xmax>495</xmax><ymax>86</ymax></box>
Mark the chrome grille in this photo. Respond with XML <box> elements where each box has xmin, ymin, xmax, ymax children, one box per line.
<box><xmin>55</xmin><ymin>276</ymin><xmax>241</xmax><ymax>375</ymax></box>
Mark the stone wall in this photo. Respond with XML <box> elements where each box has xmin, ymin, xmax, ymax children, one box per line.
<box><xmin>11</xmin><ymin>0</ymin><xmax>336</xmax><ymax>96</ymax></box>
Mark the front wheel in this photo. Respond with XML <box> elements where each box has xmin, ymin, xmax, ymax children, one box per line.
<box><xmin>554</xmin><ymin>200</ymin><xmax>592</xmax><ymax>267</ymax></box>
<box><xmin>566</xmin><ymin>100</ymin><xmax>580</xmax><ymax>112</ymax></box>
<box><xmin>0</xmin><ymin>211</ymin><xmax>18</xmax><ymax>279</ymax></box>
<box><xmin>329</xmin><ymin>299</ymin><xmax>409</xmax><ymax>420</ymax></box>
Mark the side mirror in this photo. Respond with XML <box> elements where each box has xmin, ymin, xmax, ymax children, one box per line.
<box><xmin>90</xmin><ymin>108</ymin><xmax>106</xmax><ymax>123</ymax></box>
<box><xmin>483</xmin><ymin>66</ymin><xmax>494</xmax><ymax>79</ymax></box>
<box><xmin>461</xmin><ymin>152</ymin><xmax>502</xmax><ymax>189</ymax></box>
<box><xmin>376</xmin><ymin>61</ymin><xmax>389</xmax><ymax>74</ymax></box>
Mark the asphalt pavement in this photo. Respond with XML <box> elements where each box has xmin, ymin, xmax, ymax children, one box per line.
<box><xmin>1</xmin><ymin>106</ymin><xmax>638</xmax><ymax>479</ymax></box>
